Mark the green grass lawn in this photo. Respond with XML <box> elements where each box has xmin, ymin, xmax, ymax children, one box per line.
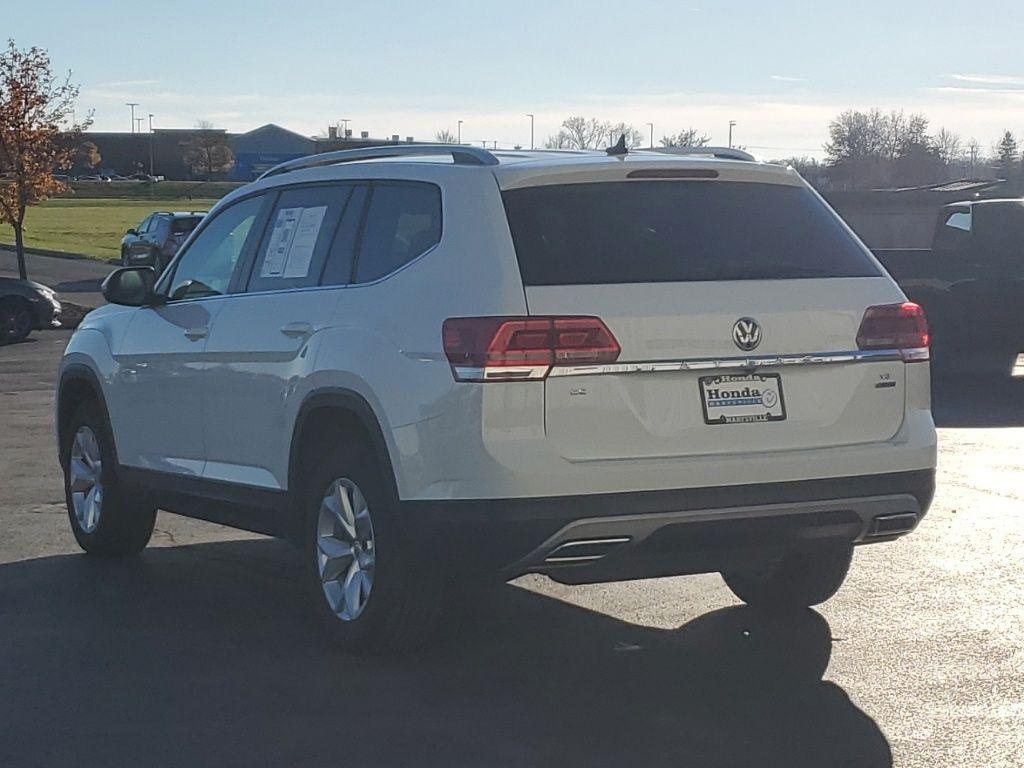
<box><xmin>0</xmin><ymin>197</ymin><xmax>221</xmax><ymax>261</ymax></box>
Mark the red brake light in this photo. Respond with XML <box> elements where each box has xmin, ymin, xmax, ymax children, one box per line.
<box><xmin>856</xmin><ymin>302</ymin><xmax>929</xmax><ymax>361</ymax></box>
<box><xmin>442</xmin><ymin>316</ymin><xmax>620</xmax><ymax>381</ymax></box>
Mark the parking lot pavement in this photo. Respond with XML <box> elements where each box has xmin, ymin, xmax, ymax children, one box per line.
<box><xmin>0</xmin><ymin>248</ymin><xmax>112</xmax><ymax>307</ymax></box>
<box><xmin>1</xmin><ymin>333</ymin><xmax>1022</xmax><ymax>768</ymax></box>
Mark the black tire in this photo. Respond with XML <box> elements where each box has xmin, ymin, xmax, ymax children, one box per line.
<box><xmin>303</xmin><ymin>438</ymin><xmax>443</xmax><ymax>653</ymax></box>
<box><xmin>62</xmin><ymin>400</ymin><xmax>156</xmax><ymax>556</ymax></box>
<box><xmin>721</xmin><ymin>546</ymin><xmax>853</xmax><ymax>609</ymax></box>
<box><xmin>121</xmin><ymin>248</ymin><xmax>130</xmax><ymax>267</ymax></box>
<box><xmin>0</xmin><ymin>297</ymin><xmax>35</xmax><ymax>345</ymax></box>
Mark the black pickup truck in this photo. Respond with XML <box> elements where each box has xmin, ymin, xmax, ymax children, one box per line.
<box><xmin>872</xmin><ymin>198</ymin><xmax>1024</xmax><ymax>377</ymax></box>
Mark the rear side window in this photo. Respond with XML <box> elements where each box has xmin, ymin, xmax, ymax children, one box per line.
<box><xmin>247</xmin><ymin>184</ymin><xmax>354</xmax><ymax>292</ymax></box>
<box><xmin>171</xmin><ymin>216</ymin><xmax>203</xmax><ymax>235</ymax></box>
<box><xmin>502</xmin><ymin>181</ymin><xmax>880</xmax><ymax>285</ymax></box>
<box><xmin>353</xmin><ymin>183</ymin><xmax>441</xmax><ymax>283</ymax></box>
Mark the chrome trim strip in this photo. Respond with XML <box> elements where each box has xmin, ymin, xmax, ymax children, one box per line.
<box><xmin>548</xmin><ymin>349</ymin><xmax>904</xmax><ymax>378</ymax></box>
<box><xmin>452</xmin><ymin>365</ymin><xmax>550</xmax><ymax>381</ymax></box>
<box><xmin>550</xmin><ymin>537</ymin><xmax>632</xmax><ymax>550</ymax></box>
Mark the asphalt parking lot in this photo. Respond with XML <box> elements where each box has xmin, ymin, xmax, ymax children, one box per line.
<box><xmin>1</xmin><ymin>330</ymin><xmax>1022</xmax><ymax>768</ymax></box>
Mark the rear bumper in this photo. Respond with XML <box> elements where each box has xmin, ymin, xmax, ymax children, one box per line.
<box><xmin>401</xmin><ymin>469</ymin><xmax>935</xmax><ymax>580</ymax></box>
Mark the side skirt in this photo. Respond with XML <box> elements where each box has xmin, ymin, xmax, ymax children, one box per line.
<box><xmin>119</xmin><ymin>466</ymin><xmax>295</xmax><ymax>539</ymax></box>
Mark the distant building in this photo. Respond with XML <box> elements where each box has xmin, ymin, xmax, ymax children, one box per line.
<box><xmin>231</xmin><ymin>124</ymin><xmax>314</xmax><ymax>180</ymax></box>
<box><xmin>80</xmin><ymin>123</ymin><xmax>427</xmax><ymax>181</ymax></box>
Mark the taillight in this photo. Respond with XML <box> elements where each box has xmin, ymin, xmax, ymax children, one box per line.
<box><xmin>856</xmin><ymin>302</ymin><xmax>929</xmax><ymax>361</ymax></box>
<box><xmin>442</xmin><ymin>316</ymin><xmax>620</xmax><ymax>382</ymax></box>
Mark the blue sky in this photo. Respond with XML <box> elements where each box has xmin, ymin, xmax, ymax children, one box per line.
<box><xmin>9</xmin><ymin>0</ymin><xmax>1024</xmax><ymax>157</ymax></box>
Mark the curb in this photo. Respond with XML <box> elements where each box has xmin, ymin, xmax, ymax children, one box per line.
<box><xmin>1</xmin><ymin>244</ymin><xmax>118</xmax><ymax>265</ymax></box>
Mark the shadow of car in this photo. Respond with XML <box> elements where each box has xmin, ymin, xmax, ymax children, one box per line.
<box><xmin>0</xmin><ymin>538</ymin><xmax>893</xmax><ymax>767</ymax></box>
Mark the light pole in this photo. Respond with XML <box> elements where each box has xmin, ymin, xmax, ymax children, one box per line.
<box><xmin>340</xmin><ymin>118</ymin><xmax>350</xmax><ymax>138</ymax></box>
<box><xmin>647</xmin><ymin>122</ymin><xmax>654</xmax><ymax>149</ymax></box>
<box><xmin>135</xmin><ymin>117</ymin><xmax>144</xmax><ymax>134</ymax></box>
<box><xmin>728</xmin><ymin>120</ymin><xmax>737</xmax><ymax>148</ymax></box>
<box><xmin>148</xmin><ymin>114</ymin><xmax>155</xmax><ymax>176</ymax></box>
<box><xmin>126</xmin><ymin>102</ymin><xmax>139</xmax><ymax>132</ymax></box>
<box><xmin>457</xmin><ymin>120</ymin><xmax>463</xmax><ymax>144</ymax></box>
<box><xmin>526</xmin><ymin>114</ymin><xmax>534</xmax><ymax>150</ymax></box>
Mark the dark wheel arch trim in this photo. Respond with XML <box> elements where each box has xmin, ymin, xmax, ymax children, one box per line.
<box><xmin>57</xmin><ymin>365</ymin><xmax>119</xmax><ymax>472</ymax></box>
<box><xmin>288</xmin><ymin>388</ymin><xmax>399</xmax><ymax>500</ymax></box>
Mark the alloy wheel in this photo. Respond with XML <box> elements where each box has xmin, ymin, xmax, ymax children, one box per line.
<box><xmin>69</xmin><ymin>425</ymin><xmax>104</xmax><ymax>533</ymax></box>
<box><xmin>316</xmin><ymin>478</ymin><xmax>376</xmax><ymax>621</ymax></box>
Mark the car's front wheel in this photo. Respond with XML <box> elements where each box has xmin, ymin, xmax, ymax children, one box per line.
<box><xmin>303</xmin><ymin>439</ymin><xmax>442</xmax><ymax>652</ymax></box>
<box><xmin>721</xmin><ymin>546</ymin><xmax>854</xmax><ymax>609</ymax></box>
<box><xmin>0</xmin><ymin>297</ymin><xmax>34</xmax><ymax>345</ymax></box>
<box><xmin>62</xmin><ymin>401</ymin><xmax>156</xmax><ymax>556</ymax></box>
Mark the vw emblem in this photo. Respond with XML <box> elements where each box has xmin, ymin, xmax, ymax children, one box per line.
<box><xmin>732</xmin><ymin>317</ymin><xmax>762</xmax><ymax>351</ymax></box>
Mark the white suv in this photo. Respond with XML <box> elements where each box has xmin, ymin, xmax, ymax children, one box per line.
<box><xmin>56</xmin><ymin>144</ymin><xmax>937</xmax><ymax>650</ymax></box>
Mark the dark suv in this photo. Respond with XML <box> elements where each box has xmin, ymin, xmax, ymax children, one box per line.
<box><xmin>120</xmin><ymin>211</ymin><xmax>206</xmax><ymax>274</ymax></box>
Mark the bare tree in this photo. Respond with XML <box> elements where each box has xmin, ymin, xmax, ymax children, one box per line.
<box><xmin>660</xmin><ymin>128</ymin><xmax>711</xmax><ymax>148</ymax></box>
<box><xmin>824</xmin><ymin>108</ymin><xmax>939</xmax><ymax>188</ymax></box>
<box><xmin>607</xmin><ymin>122</ymin><xmax>644</xmax><ymax>149</ymax></box>
<box><xmin>544</xmin><ymin>116</ymin><xmax>609</xmax><ymax>150</ymax></box>
<box><xmin>934</xmin><ymin>127</ymin><xmax>962</xmax><ymax>165</ymax></box>
<box><xmin>434</xmin><ymin>128</ymin><xmax>458</xmax><ymax>144</ymax></box>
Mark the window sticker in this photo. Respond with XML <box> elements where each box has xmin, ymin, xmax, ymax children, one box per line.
<box><xmin>260</xmin><ymin>206</ymin><xmax>327</xmax><ymax>278</ymax></box>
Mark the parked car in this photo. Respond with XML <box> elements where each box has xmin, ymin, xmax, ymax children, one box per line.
<box><xmin>120</xmin><ymin>211</ymin><xmax>206</xmax><ymax>274</ymax></box>
<box><xmin>57</xmin><ymin>144</ymin><xmax>937</xmax><ymax>652</ymax></box>
<box><xmin>127</xmin><ymin>173</ymin><xmax>159</xmax><ymax>182</ymax></box>
<box><xmin>1</xmin><ymin>277</ymin><xmax>61</xmax><ymax>344</ymax></box>
<box><xmin>873</xmin><ymin>199</ymin><xmax>1024</xmax><ymax>377</ymax></box>
<box><xmin>78</xmin><ymin>174</ymin><xmax>111</xmax><ymax>182</ymax></box>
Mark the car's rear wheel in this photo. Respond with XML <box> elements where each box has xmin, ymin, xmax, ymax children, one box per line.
<box><xmin>721</xmin><ymin>546</ymin><xmax>854</xmax><ymax>609</ymax></box>
<box><xmin>304</xmin><ymin>439</ymin><xmax>442</xmax><ymax>652</ymax></box>
<box><xmin>0</xmin><ymin>297</ymin><xmax>34</xmax><ymax>345</ymax></box>
<box><xmin>62</xmin><ymin>401</ymin><xmax>156</xmax><ymax>556</ymax></box>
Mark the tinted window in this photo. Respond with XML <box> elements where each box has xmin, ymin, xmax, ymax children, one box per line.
<box><xmin>502</xmin><ymin>181</ymin><xmax>880</xmax><ymax>285</ymax></box>
<box><xmin>165</xmin><ymin>196</ymin><xmax>265</xmax><ymax>300</ymax></box>
<box><xmin>321</xmin><ymin>186</ymin><xmax>368</xmax><ymax>286</ymax></box>
<box><xmin>247</xmin><ymin>185</ymin><xmax>354</xmax><ymax>293</ymax></box>
<box><xmin>171</xmin><ymin>216</ymin><xmax>203</xmax><ymax>235</ymax></box>
<box><xmin>353</xmin><ymin>183</ymin><xmax>441</xmax><ymax>283</ymax></box>
<box><xmin>136</xmin><ymin>215</ymin><xmax>154</xmax><ymax>234</ymax></box>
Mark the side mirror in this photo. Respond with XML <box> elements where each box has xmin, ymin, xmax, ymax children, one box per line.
<box><xmin>126</xmin><ymin>228</ymin><xmax>138</xmax><ymax>236</ymax></box>
<box><xmin>102</xmin><ymin>267</ymin><xmax>160</xmax><ymax>307</ymax></box>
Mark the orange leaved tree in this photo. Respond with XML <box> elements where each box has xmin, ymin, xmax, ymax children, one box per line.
<box><xmin>0</xmin><ymin>40</ymin><xmax>87</xmax><ymax>280</ymax></box>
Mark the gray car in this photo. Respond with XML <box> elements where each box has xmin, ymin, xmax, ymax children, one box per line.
<box><xmin>0</xmin><ymin>277</ymin><xmax>62</xmax><ymax>344</ymax></box>
<box><xmin>121</xmin><ymin>211</ymin><xmax>206</xmax><ymax>274</ymax></box>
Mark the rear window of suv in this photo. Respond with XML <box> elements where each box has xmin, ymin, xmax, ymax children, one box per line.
<box><xmin>502</xmin><ymin>180</ymin><xmax>880</xmax><ymax>285</ymax></box>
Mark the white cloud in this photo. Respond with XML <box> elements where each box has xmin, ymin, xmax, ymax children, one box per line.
<box><xmin>92</xmin><ymin>79</ymin><xmax>161</xmax><ymax>88</ymax></box>
<box><xmin>950</xmin><ymin>74</ymin><xmax>1024</xmax><ymax>86</ymax></box>
<box><xmin>770</xmin><ymin>75</ymin><xmax>807</xmax><ymax>83</ymax></box>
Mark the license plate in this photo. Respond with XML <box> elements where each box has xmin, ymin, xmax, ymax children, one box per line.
<box><xmin>699</xmin><ymin>373</ymin><xmax>786</xmax><ymax>425</ymax></box>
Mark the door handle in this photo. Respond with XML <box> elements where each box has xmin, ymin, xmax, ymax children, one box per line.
<box><xmin>280</xmin><ymin>322</ymin><xmax>313</xmax><ymax>338</ymax></box>
<box><xmin>183</xmin><ymin>327</ymin><xmax>208</xmax><ymax>341</ymax></box>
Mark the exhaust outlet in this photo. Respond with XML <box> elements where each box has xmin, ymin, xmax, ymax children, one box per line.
<box><xmin>544</xmin><ymin>537</ymin><xmax>631</xmax><ymax>564</ymax></box>
<box><xmin>868</xmin><ymin>512</ymin><xmax>918</xmax><ymax>537</ymax></box>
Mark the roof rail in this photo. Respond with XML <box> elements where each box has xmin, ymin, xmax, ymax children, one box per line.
<box><xmin>258</xmin><ymin>144</ymin><xmax>499</xmax><ymax>180</ymax></box>
<box><xmin>646</xmin><ymin>146</ymin><xmax>756</xmax><ymax>162</ymax></box>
